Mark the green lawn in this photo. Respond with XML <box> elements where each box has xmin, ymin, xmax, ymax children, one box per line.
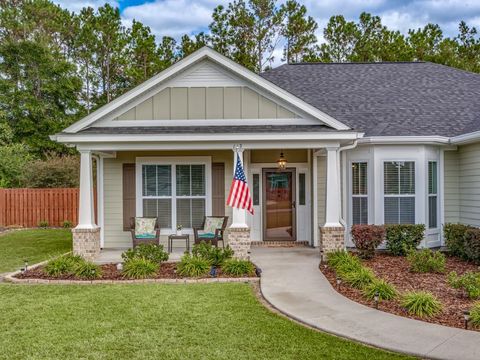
<box><xmin>0</xmin><ymin>229</ymin><xmax>72</xmax><ymax>273</ymax></box>
<box><xmin>0</xmin><ymin>283</ymin><xmax>412</xmax><ymax>360</ymax></box>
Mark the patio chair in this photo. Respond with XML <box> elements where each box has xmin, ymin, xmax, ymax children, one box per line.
<box><xmin>129</xmin><ymin>217</ymin><xmax>160</xmax><ymax>248</ymax></box>
<box><xmin>193</xmin><ymin>216</ymin><xmax>229</xmax><ymax>248</ymax></box>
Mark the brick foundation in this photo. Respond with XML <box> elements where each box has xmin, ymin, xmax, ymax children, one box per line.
<box><xmin>320</xmin><ymin>226</ymin><xmax>345</xmax><ymax>261</ymax></box>
<box><xmin>226</xmin><ymin>227</ymin><xmax>251</xmax><ymax>260</ymax></box>
<box><xmin>72</xmin><ymin>227</ymin><xmax>101</xmax><ymax>261</ymax></box>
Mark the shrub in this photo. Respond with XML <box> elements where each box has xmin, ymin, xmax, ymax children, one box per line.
<box><xmin>62</xmin><ymin>220</ymin><xmax>73</xmax><ymax>228</ymax></box>
<box><xmin>122</xmin><ymin>258</ymin><xmax>159</xmax><ymax>279</ymax></box>
<box><xmin>192</xmin><ymin>241</ymin><xmax>234</xmax><ymax>266</ymax></box>
<box><xmin>351</xmin><ymin>225</ymin><xmax>385</xmax><ymax>259</ymax></box>
<box><xmin>38</xmin><ymin>220</ymin><xmax>49</xmax><ymax>228</ymax></box>
<box><xmin>326</xmin><ymin>250</ymin><xmax>362</xmax><ymax>275</ymax></box>
<box><xmin>385</xmin><ymin>224</ymin><xmax>425</xmax><ymax>256</ymax></box>
<box><xmin>444</xmin><ymin>223</ymin><xmax>472</xmax><ymax>258</ymax></box>
<box><xmin>363</xmin><ymin>279</ymin><xmax>397</xmax><ymax>301</ymax></box>
<box><xmin>177</xmin><ymin>254</ymin><xmax>210</xmax><ymax>277</ymax></box>
<box><xmin>342</xmin><ymin>267</ymin><xmax>376</xmax><ymax>289</ymax></box>
<box><xmin>22</xmin><ymin>153</ymin><xmax>79</xmax><ymax>188</ymax></box>
<box><xmin>470</xmin><ymin>302</ymin><xmax>480</xmax><ymax>329</ymax></box>
<box><xmin>121</xmin><ymin>244</ymin><xmax>169</xmax><ymax>264</ymax></box>
<box><xmin>406</xmin><ymin>248</ymin><xmax>446</xmax><ymax>273</ymax></box>
<box><xmin>74</xmin><ymin>261</ymin><xmax>102</xmax><ymax>279</ymax></box>
<box><xmin>44</xmin><ymin>254</ymin><xmax>83</xmax><ymax>277</ymax></box>
<box><xmin>464</xmin><ymin>229</ymin><xmax>480</xmax><ymax>264</ymax></box>
<box><xmin>222</xmin><ymin>259</ymin><xmax>255</xmax><ymax>277</ymax></box>
<box><xmin>447</xmin><ymin>271</ymin><xmax>480</xmax><ymax>299</ymax></box>
<box><xmin>401</xmin><ymin>291</ymin><xmax>442</xmax><ymax>317</ymax></box>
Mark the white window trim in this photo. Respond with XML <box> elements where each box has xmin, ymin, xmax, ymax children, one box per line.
<box><xmin>427</xmin><ymin>160</ymin><xmax>439</xmax><ymax>230</ymax></box>
<box><xmin>350</xmin><ymin>161</ymin><xmax>369</xmax><ymax>225</ymax></box>
<box><xmin>135</xmin><ymin>156</ymin><xmax>212</xmax><ymax>235</ymax></box>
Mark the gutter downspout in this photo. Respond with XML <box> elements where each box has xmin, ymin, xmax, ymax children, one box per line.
<box><xmin>337</xmin><ymin>140</ymin><xmax>358</xmax><ymax>232</ymax></box>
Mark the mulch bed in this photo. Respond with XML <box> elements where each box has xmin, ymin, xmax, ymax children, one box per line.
<box><xmin>321</xmin><ymin>253</ymin><xmax>480</xmax><ymax>330</ymax></box>
<box><xmin>15</xmin><ymin>262</ymin><xmax>257</xmax><ymax>281</ymax></box>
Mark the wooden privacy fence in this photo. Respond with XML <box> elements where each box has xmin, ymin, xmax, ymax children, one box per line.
<box><xmin>0</xmin><ymin>188</ymin><xmax>97</xmax><ymax>228</ymax></box>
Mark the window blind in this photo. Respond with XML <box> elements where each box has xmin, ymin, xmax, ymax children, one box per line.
<box><xmin>352</xmin><ymin>162</ymin><xmax>368</xmax><ymax>224</ymax></box>
<box><xmin>384</xmin><ymin>161</ymin><xmax>415</xmax><ymax>224</ymax></box>
<box><xmin>428</xmin><ymin>161</ymin><xmax>438</xmax><ymax>229</ymax></box>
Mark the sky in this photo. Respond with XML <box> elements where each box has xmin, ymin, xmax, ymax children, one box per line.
<box><xmin>54</xmin><ymin>0</ymin><xmax>480</xmax><ymax>64</ymax></box>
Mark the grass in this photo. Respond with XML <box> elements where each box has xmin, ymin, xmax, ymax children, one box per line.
<box><xmin>0</xmin><ymin>283</ymin><xmax>412</xmax><ymax>360</ymax></box>
<box><xmin>0</xmin><ymin>229</ymin><xmax>72</xmax><ymax>273</ymax></box>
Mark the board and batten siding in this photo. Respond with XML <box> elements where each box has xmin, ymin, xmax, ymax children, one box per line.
<box><xmin>114</xmin><ymin>86</ymin><xmax>299</xmax><ymax>121</ymax></box>
<box><xmin>103</xmin><ymin>151</ymin><xmax>233</xmax><ymax>248</ymax></box>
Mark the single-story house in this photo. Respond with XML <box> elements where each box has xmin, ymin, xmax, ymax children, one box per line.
<box><xmin>51</xmin><ymin>46</ymin><xmax>480</xmax><ymax>260</ymax></box>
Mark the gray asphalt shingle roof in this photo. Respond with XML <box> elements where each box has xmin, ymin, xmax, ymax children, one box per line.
<box><xmin>261</xmin><ymin>62</ymin><xmax>480</xmax><ymax>137</ymax></box>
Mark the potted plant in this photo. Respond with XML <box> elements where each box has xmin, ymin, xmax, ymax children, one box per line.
<box><xmin>176</xmin><ymin>225</ymin><xmax>183</xmax><ymax>236</ymax></box>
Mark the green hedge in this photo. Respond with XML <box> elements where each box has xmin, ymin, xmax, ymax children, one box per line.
<box><xmin>444</xmin><ymin>223</ymin><xmax>473</xmax><ymax>258</ymax></box>
<box><xmin>464</xmin><ymin>229</ymin><xmax>480</xmax><ymax>264</ymax></box>
<box><xmin>385</xmin><ymin>224</ymin><xmax>425</xmax><ymax>256</ymax></box>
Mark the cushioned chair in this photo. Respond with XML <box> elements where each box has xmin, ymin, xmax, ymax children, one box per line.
<box><xmin>130</xmin><ymin>217</ymin><xmax>160</xmax><ymax>248</ymax></box>
<box><xmin>193</xmin><ymin>216</ymin><xmax>229</xmax><ymax>248</ymax></box>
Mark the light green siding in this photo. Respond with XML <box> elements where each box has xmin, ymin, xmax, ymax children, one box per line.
<box><xmin>224</xmin><ymin>87</ymin><xmax>241</xmax><ymax>118</ymax></box>
<box><xmin>458</xmin><ymin>143</ymin><xmax>480</xmax><ymax>226</ymax></box>
<box><xmin>206</xmin><ymin>87</ymin><xmax>224</xmax><ymax>119</ymax></box>
<box><xmin>153</xmin><ymin>88</ymin><xmax>170</xmax><ymax>119</ymax></box>
<box><xmin>188</xmin><ymin>88</ymin><xmax>206</xmax><ymax>119</ymax></box>
<box><xmin>444</xmin><ymin>150</ymin><xmax>460</xmax><ymax>223</ymax></box>
<box><xmin>170</xmin><ymin>88</ymin><xmax>188</xmax><ymax>119</ymax></box>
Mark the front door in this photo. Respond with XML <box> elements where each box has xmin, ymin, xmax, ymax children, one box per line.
<box><xmin>263</xmin><ymin>169</ymin><xmax>296</xmax><ymax>241</ymax></box>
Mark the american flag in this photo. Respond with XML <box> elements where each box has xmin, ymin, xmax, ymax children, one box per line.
<box><xmin>227</xmin><ymin>153</ymin><xmax>254</xmax><ymax>214</ymax></box>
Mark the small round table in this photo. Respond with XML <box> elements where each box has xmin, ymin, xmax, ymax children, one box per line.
<box><xmin>168</xmin><ymin>234</ymin><xmax>190</xmax><ymax>253</ymax></box>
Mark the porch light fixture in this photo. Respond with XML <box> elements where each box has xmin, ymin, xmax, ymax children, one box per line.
<box><xmin>277</xmin><ymin>152</ymin><xmax>287</xmax><ymax>170</ymax></box>
<box><xmin>374</xmin><ymin>291</ymin><xmax>380</xmax><ymax>309</ymax></box>
<box><xmin>463</xmin><ymin>310</ymin><xmax>470</xmax><ymax>330</ymax></box>
<box><xmin>336</xmin><ymin>276</ymin><xmax>342</xmax><ymax>289</ymax></box>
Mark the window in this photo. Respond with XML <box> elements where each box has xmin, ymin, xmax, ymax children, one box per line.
<box><xmin>252</xmin><ymin>173</ymin><xmax>260</xmax><ymax>206</ymax></box>
<box><xmin>428</xmin><ymin>161</ymin><xmax>438</xmax><ymax>229</ymax></box>
<box><xmin>299</xmin><ymin>173</ymin><xmax>306</xmax><ymax>206</ymax></box>
<box><xmin>352</xmin><ymin>162</ymin><xmax>368</xmax><ymax>224</ymax></box>
<box><xmin>141</xmin><ymin>163</ymin><xmax>206</xmax><ymax>229</ymax></box>
<box><xmin>384</xmin><ymin>161</ymin><xmax>415</xmax><ymax>224</ymax></box>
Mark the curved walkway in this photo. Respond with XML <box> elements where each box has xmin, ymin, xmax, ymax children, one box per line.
<box><xmin>251</xmin><ymin>247</ymin><xmax>480</xmax><ymax>360</ymax></box>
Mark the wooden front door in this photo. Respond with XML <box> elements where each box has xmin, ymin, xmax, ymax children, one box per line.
<box><xmin>263</xmin><ymin>169</ymin><xmax>296</xmax><ymax>241</ymax></box>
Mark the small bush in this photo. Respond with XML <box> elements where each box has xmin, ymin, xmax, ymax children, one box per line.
<box><xmin>444</xmin><ymin>223</ymin><xmax>472</xmax><ymax>258</ymax></box>
<box><xmin>122</xmin><ymin>257</ymin><xmax>159</xmax><ymax>279</ymax></box>
<box><xmin>192</xmin><ymin>241</ymin><xmax>234</xmax><ymax>266</ymax></box>
<box><xmin>62</xmin><ymin>220</ymin><xmax>73</xmax><ymax>228</ymax></box>
<box><xmin>326</xmin><ymin>250</ymin><xmax>362</xmax><ymax>275</ymax></box>
<box><xmin>222</xmin><ymin>259</ymin><xmax>255</xmax><ymax>277</ymax></box>
<box><xmin>121</xmin><ymin>244</ymin><xmax>169</xmax><ymax>264</ymax></box>
<box><xmin>406</xmin><ymin>248</ymin><xmax>446</xmax><ymax>273</ymax></box>
<box><xmin>74</xmin><ymin>261</ymin><xmax>102</xmax><ymax>279</ymax></box>
<box><xmin>351</xmin><ymin>225</ymin><xmax>385</xmax><ymax>259</ymax></box>
<box><xmin>401</xmin><ymin>291</ymin><xmax>442</xmax><ymax>317</ymax></box>
<box><xmin>464</xmin><ymin>229</ymin><xmax>480</xmax><ymax>264</ymax></box>
<box><xmin>38</xmin><ymin>220</ymin><xmax>49</xmax><ymax>228</ymax></box>
<box><xmin>470</xmin><ymin>302</ymin><xmax>480</xmax><ymax>329</ymax></box>
<box><xmin>342</xmin><ymin>267</ymin><xmax>376</xmax><ymax>289</ymax></box>
<box><xmin>44</xmin><ymin>254</ymin><xmax>83</xmax><ymax>277</ymax></box>
<box><xmin>177</xmin><ymin>254</ymin><xmax>210</xmax><ymax>277</ymax></box>
<box><xmin>447</xmin><ymin>271</ymin><xmax>480</xmax><ymax>299</ymax></box>
<box><xmin>385</xmin><ymin>224</ymin><xmax>425</xmax><ymax>256</ymax></box>
<box><xmin>363</xmin><ymin>279</ymin><xmax>397</xmax><ymax>301</ymax></box>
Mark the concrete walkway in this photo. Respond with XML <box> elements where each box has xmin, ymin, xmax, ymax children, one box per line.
<box><xmin>251</xmin><ymin>247</ymin><xmax>480</xmax><ymax>360</ymax></box>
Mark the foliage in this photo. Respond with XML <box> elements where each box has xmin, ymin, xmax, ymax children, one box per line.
<box><xmin>62</xmin><ymin>220</ymin><xmax>73</xmax><ymax>228</ymax></box>
<box><xmin>38</xmin><ymin>220</ymin><xmax>49</xmax><ymax>229</ymax></box>
<box><xmin>385</xmin><ymin>224</ymin><xmax>425</xmax><ymax>256</ymax></box>
<box><xmin>44</xmin><ymin>254</ymin><xmax>83</xmax><ymax>277</ymax></box>
<box><xmin>401</xmin><ymin>291</ymin><xmax>442</xmax><ymax>317</ymax></box>
<box><xmin>74</xmin><ymin>261</ymin><xmax>102</xmax><ymax>279</ymax></box>
<box><xmin>342</xmin><ymin>267</ymin><xmax>376</xmax><ymax>289</ymax></box>
<box><xmin>448</xmin><ymin>271</ymin><xmax>480</xmax><ymax>299</ymax></box>
<box><xmin>21</xmin><ymin>154</ymin><xmax>80</xmax><ymax>188</ymax></box>
<box><xmin>121</xmin><ymin>243</ymin><xmax>169</xmax><ymax>264</ymax></box>
<box><xmin>122</xmin><ymin>257</ymin><xmax>159</xmax><ymax>279</ymax></box>
<box><xmin>464</xmin><ymin>229</ymin><xmax>480</xmax><ymax>264</ymax></box>
<box><xmin>222</xmin><ymin>259</ymin><xmax>255</xmax><ymax>277</ymax></box>
<box><xmin>444</xmin><ymin>223</ymin><xmax>472</xmax><ymax>259</ymax></box>
<box><xmin>326</xmin><ymin>250</ymin><xmax>362</xmax><ymax>275</ymax></box>
<box><xmin>350</xmin><ymin>225</ymin><xmax>385</xmax><ymax>259</ymax></box>
<box><xmin>470</xmin><ymin>302</ymin><xmax>480</xmax><ymax>329</ymax></box>
<box><xmin>363</xmin><ymin>279</ymin><xmax>397</xmax><ymax>301</ymax></box>
<box><xmin>191</xmin><ymin>241</ymin><xmax>234</xmax><ymax>266</ymax></box>
<box><xmin>405</xmin><ymin>248</ymin><xmax>446</xmax><ymax>273</ymax></box>
<box><xmin>176</xmin><ymin>253</ymin><xmax>211</xmax><ymax>277</ymax></box>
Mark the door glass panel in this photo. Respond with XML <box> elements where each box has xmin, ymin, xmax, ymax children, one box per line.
<box><xmin>265</xmin><ymin>171</ymin><xmax>294</xmax><ymax>240</ymax></box>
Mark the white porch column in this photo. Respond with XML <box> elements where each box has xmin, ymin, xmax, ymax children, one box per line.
<box><xmin>72</xmin><ymin>150</ymin><xmax>100</xmax><ymax>261</ymax></box>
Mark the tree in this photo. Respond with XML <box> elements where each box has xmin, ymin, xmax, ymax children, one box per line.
<box><xmin>157</xmin><ymin>36</ymin><xmax>178</xmax><ymax>70</ymax></box>
<box><xmin>0</xmin><ymin>123</ymin><xmax>32</xmax><ymax>188</ymax></box>
<box><xmin>407</xmin><ymin>23</ymin><xmax>444</xmax><ymax>61</ymax></box>
<box><xmin>456</xmin><ymin>21</ymin><xmax>480</xmax><ymax>73</ymax></box>
<box><xmin>280</xmin><ymin>0</ymin><xmax>319</xmax><ymax>63</ymax></box>
<box><xmin>177</xmin><ymin>32</ymin><xmax>209</xmax><ymax>58</ymax></box>
<box><xmin>320</xmin><ymin>15</ymin><xmax>358</xmax><ymax>62</ymax></box>
<box><xmin>351</xmin><ymin>12</ymin><xmax>385</xmax><ymax>62</ymax></box>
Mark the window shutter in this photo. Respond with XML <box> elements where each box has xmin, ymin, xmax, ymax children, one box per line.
<box><xmin>212</xmin><ymin>163</ymin><xmax>225</xmax><ymax>216</ymax></box>
<box><xmin>122</xmin><ymin>163</ymin><xmax>136</xmax><ymax>231</ymax></box>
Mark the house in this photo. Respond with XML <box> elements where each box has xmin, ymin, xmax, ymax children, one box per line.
<box><xmin>51</xmin><ymin>47</ymin><xmax>480</xmax><ymax>261</ymax></box>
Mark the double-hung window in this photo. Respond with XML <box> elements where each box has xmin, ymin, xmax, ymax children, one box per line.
<box><xmin>352</xmin><ymin>162</ymin><xmax>368</xmax><ymax>224</ymax></box>
<box><xmin>141</xmin><ymin>163</ymin><xmax>207</xmax><ymax>230</ymax></box>
<box><xmin>384</xmin><ymin>161</ymin><xmax>415</xmax><ymax>224</ymax></box>
<box><xmin>428</xmin><ymin>161</ymin><xmax>438</xmax><ymax>229</ymax></box>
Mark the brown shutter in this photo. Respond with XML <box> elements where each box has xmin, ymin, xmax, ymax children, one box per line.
<box><xmin>123</xmin><ymin>163</ymin><xmax>136</xmax><ymax>231</ymax></box>
<box><xmin>212</xmin><ymin>163</ymin><xmax>225</xmax><ymax>216</ymax></box>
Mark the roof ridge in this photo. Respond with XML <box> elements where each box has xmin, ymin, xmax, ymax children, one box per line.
<box><xmin>286</xmin><ymin>61</ymin><xmax>426</xmax><ymax>65</ymax></box>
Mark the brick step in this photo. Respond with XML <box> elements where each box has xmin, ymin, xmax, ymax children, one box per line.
<box><xmin>251</xmin><ymin>241</ymin><xmax>310</xmax><ymax>248</ymax></box>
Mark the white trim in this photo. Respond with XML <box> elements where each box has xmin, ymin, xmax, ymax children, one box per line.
<box><xmin>135</xmin><ymin>156</ymin><xmax>212</xmax><ymax>235</ymax></box>
<box><xmin>450</xmin><ymin>130</ymin><xmax>480</xmax><ymax>145</ymax></box>
<box><xmin>359</xmin><ymin>136</ymin><xmax>450</xmax><ymax>145</ymax></box>
<box><xmin>100</xmin><ymin>118</ymin><xmax>321</xmax><ymax>127</ymax></box>
<box><xmin>94</xmin><ymin>155</ymin><xmax>105</xmax><ymax>247</ymax></box>
<box><xmin>439</xmin><ymin>150</ymin><xmax>445</xmax><ymax>245</ymax></box>
<box><xmin>63</xmin><ymin>47</ymin><xmax>350</xmax><ymax>133</ymax></box>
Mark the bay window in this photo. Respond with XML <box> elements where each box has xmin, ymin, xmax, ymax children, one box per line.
<box><xmin>384</xmin><ymin>161</ymin><xmax>415</xmax><ymax>224</ymax></box>
<box><xmin>352</xmin><ymin>162</ymin><xmax>368</xmax><ymax>224</ymax></box>
<box><xmin>428</xmin><ymin>161</ymin><xmax>438</xmax><ymax>229</ymax></box>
